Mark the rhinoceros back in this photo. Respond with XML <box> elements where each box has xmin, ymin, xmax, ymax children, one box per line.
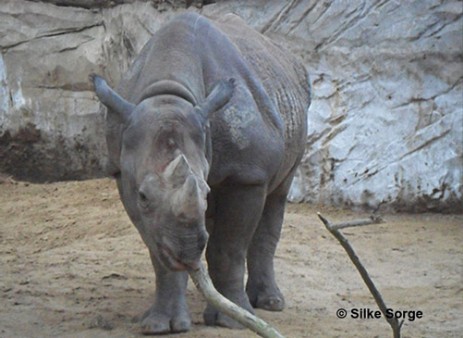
<box><xmin>215</xmin><ymin>14</ymin><xmax>310</xmax><ymax>153</ymax></box>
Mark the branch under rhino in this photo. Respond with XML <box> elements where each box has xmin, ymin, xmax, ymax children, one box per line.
<box><xmin>188</xmin><ymin>263</ymin><xmax>285</xmax><ymax>338</ymax></box>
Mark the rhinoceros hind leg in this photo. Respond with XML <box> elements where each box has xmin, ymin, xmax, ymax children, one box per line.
<box><xmin>246</xmin><ymin>172</ymin><xmax>296</xmax><ymax>312</ymax></box>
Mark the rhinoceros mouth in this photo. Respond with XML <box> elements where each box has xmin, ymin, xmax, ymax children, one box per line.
<box><xmin>159</xmin><ymin>243</ymin><xmax>200</xmax><ymax>271</ymax></box>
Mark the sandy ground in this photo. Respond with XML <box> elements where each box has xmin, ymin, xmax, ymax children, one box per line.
<box><xmin>0</xmin><ymin>178</ymin><xmax>462</xmax><ymax>338</ymax></box>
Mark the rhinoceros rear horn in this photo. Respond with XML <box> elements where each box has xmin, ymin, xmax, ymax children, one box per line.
<box><xmin>197</xmin><ymin>78</ymin><xmax>235</xmax><ymax>120</ymax></box>
<box><xmin>163</xmin><ymin>154</ymin><xmax>191</xmax><ymax>186</ymax></box>
<box><xmin>90</xmin><ymin>73</ymin><xmax>135</xmax><ymax>123</ymax></box>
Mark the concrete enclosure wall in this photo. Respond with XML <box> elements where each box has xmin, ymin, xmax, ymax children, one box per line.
<box><xmin>0</xmin><ymin>0</ymin><xmax>462</xmax><ymax>211</ymax></box>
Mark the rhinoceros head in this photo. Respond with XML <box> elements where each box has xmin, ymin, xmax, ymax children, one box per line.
<box><xmin>90</xmin><ymin>74</ymin><xmax>234</xmax><ymax>270</ymax></box>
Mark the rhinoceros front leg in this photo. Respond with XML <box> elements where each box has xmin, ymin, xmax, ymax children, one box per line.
<box><xmin>140</xmin><ymin>250</ymin><xmax>191</xmax><ymax>334</ymax></box>
<box><xmin>204</xmin><ymin>184</ymin><xmax>266</xmax><ymax>328</ymax></box>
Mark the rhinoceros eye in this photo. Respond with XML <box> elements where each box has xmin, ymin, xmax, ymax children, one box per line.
<box><xmin>139</xmin><ymin>191</ymin><xmax>148</xmax><ymax>202</ymax></box>
<box><xmin>138</xmin><ymin>191</ymin><xmax>150</xmax><ymax>210</ymax></box>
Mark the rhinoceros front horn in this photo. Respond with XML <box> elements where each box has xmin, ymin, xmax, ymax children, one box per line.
<box><xmin>90</xmin><ymin>73</ymin><xmax>135</xmax><ymax>123</ymax></box>
<box><xmin>164</xmin><ymin>154</ymin><xmax>209</xmax><ymax>221</ymax></box>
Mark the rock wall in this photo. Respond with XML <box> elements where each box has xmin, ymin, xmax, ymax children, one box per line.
<box><xmin>1</xmin><ymin>0</ymin><xmax>461</xmax><ymax>211</ymax></box>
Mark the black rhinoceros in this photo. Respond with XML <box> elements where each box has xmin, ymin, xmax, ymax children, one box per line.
<box><xmin>91</xmin><ymin>12</ymin><xmax>310</xmax><ymax>334</ymax></box>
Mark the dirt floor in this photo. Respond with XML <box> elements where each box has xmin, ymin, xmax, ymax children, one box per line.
<box><xmin>0</xmin><ymin>178</ymin><xmax>462</xmax><ymax>338</ymax></box>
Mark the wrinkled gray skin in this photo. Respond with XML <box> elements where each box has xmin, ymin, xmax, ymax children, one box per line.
<box><xmin>91</xmin><ymin>12</ymin><xmax>310</xmax><ymax>334</ymax></box>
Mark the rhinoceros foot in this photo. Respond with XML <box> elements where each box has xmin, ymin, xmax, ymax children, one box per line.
<box><xmin>139</xmin><ymin>301</ymin><xmax>191</xmax><ymax>334</ymax></box>
<box><xmin>246</xmin><ymin>283</ymin><xmax>285</xmax><ymax>312</ymax></box>
<box><xmin>203</xmin><ymin>290</ymin><xmax>254</xmax><ymax>329</ymax></box>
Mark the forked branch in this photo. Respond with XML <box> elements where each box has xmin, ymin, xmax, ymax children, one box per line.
<box><xmin>318</xmin><ymin>213</ymin><xmax>403</xmax><ymax>338</ymax></box>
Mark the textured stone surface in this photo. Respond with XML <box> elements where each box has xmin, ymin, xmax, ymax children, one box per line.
<box><xmin>0</xmin><ymin>1</ymin><xmax>106</xmax><ymax>180</ymax></box>
<box><xmin>207</xmin><ymin>0</ymin><xmax>463</xmax><ymax>212</ymax></box>
<box><xmin>0</xmin><ymin>0</ymin><xmax>461</xmax><ymax>211</ymax></box>
<box><xmin>0</xmin><ymin>0</ymin><xmax>176</xmax><ymax>181</ymax></box>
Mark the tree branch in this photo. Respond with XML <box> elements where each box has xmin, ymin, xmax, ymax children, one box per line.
<box><xmin>188</xmin><ymin>262</ymin><xmax>285</xmax><ymax>338</ymax></box>
<box><xmin>318</xmin><ymin>212</ymin><xmax>403</xmax><ymax>338</ymax></box>
<box><xmin>324</xmin><ymin>214</ymin><xmax>384</xmax><ymax>230</ymax></box>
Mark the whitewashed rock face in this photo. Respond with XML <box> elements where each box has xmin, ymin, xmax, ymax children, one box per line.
<box><xmin>0</xmin><ymin>0</ymin><xmax>461</xmax><ymax>211</ymax></box>
<box><xmin>207</xmin><ymin>0</ymin><xmax>463</xmax><ymax>212</ymax></box>
<box><xmin>0</xmin><ymin>1</ymin><xmax>178</xmax><ymax>180</ymax></box>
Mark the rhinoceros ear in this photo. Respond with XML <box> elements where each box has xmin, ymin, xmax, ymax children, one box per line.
<box><xmin>196</xmin><ymin>78</ymin><xmax>235</xmax><ymax>121</ymax></box>
<box><xmin>90</xmin><ymin>73</ymin><xmax>135</xmax><ymax>123</ymax></box>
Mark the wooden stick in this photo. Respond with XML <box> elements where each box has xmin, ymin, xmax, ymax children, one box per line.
<box><xmin>317</xmin><ymin>213</ymin><xmax>403</xmax><ymax>338</ymax></box>
<box><xmin>327</xmin><ymin>215</ymin><xmax>384</xmax><ymax>230</ymax></box>
<box><xmin>188</xmin><ymin>262</ymin><xmax>285</xmax><ymax>338</ymax></box>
